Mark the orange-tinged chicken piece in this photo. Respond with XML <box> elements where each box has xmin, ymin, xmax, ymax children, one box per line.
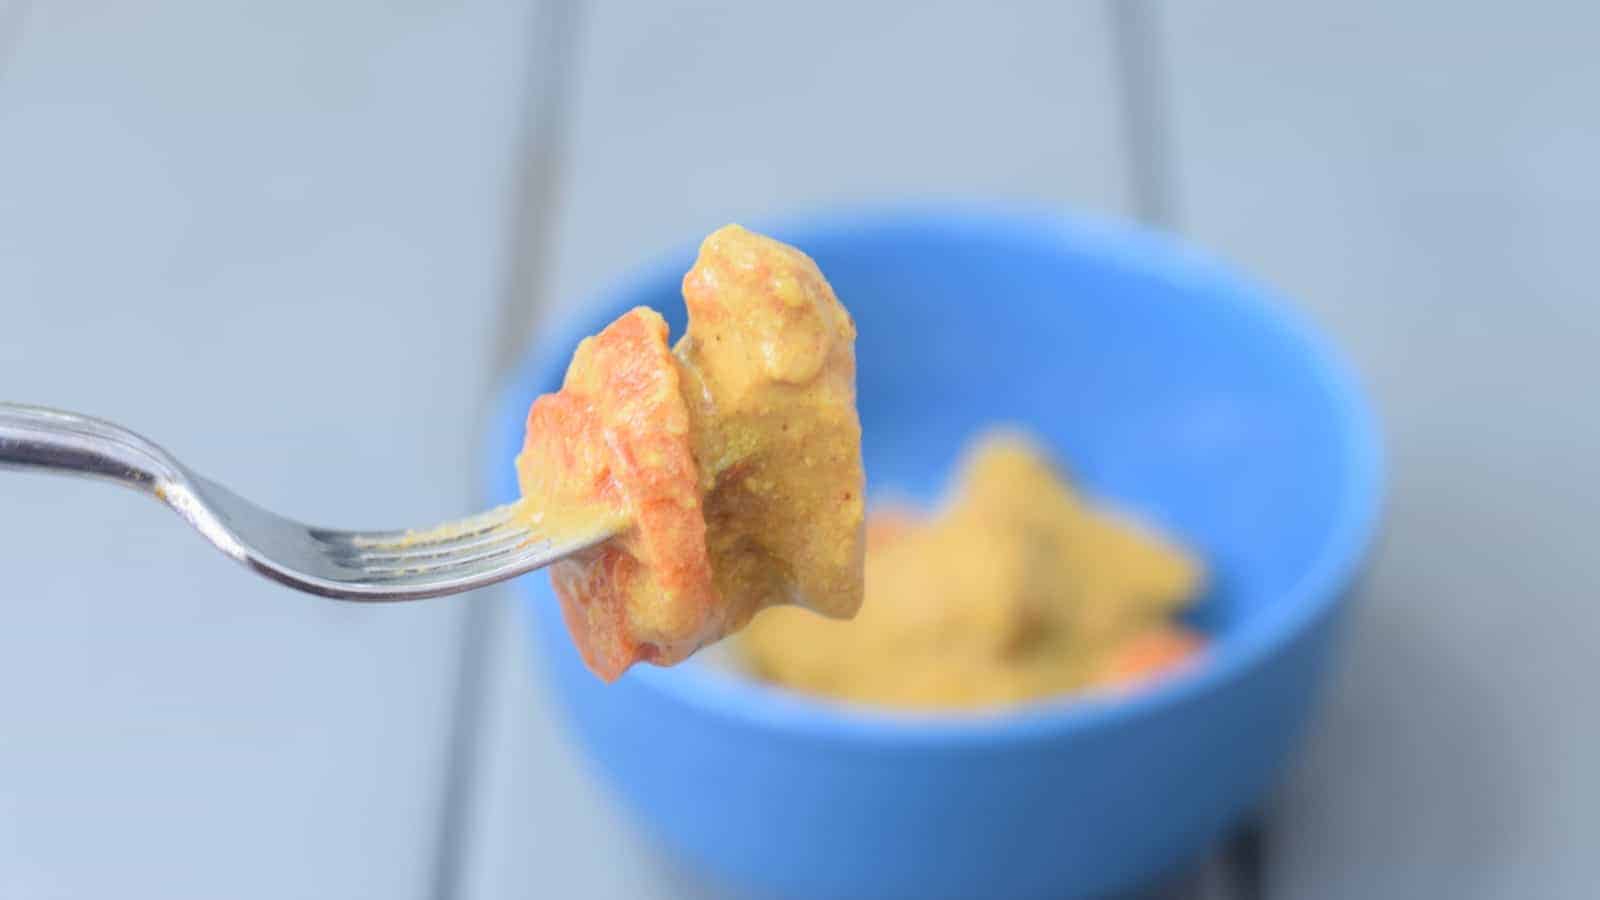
<box><xmin>517</xmin><ymin>226</ymin><xmax>866</xmax><ymax>682</ymax></box>
<box><xmin>516</xmin><ymin>308</ymin><xmax>718</xmax><ymax>681</ymax></box>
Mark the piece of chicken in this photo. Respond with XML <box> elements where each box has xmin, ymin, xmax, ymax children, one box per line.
<box><xmin>516</xmin><ymin>225</ymin><xmax>865</xmax><ymax>681</ymax></box>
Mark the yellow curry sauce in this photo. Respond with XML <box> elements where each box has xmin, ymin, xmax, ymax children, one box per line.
<box><xmin>677</xmin><ymin>227</ymin><xmax>866</xmax><ymax>634</ymax></box>
<box><xmin>740</xmin><ymin>433</ymin><xmax>1205</xmax><ymax>709</ymax></box>
<box><xmin>515</xmin><ymin>225</ymin><xmax>865</xmax><ymax>681</ymax></box>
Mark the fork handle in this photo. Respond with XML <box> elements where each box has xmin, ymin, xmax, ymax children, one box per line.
<box><xmin>0</xmin><ymin>403</ymin><xmax>185</xmax><ymax>494</ymax></box>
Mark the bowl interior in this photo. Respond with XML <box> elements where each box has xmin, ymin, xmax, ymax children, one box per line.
<box><xmin>492</xmin><ymin>206</ymin><xmax>1381</xmax><ymax>724</ymax></box>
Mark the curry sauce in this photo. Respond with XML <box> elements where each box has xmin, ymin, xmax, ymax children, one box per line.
<box><xmin>740</xmin><ymin>433</ymin><xmax>1205</xmax><ymax>709</ymax></box>
<box><xmin>515</xmin><ymin>225</ymin><xmax>865</xmax><ymax>681</ymax></box>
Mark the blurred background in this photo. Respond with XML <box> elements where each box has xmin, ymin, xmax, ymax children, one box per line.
<box><xmin>2</xmin><ymin>2</ymin><xmax>1596</xmax><ymax>898</ymax></box>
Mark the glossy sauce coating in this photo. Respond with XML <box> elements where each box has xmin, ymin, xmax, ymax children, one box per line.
<box><xmin>676</xmin><ymin>225</ymin><xmax>866</xmax><ymax>636</ymax></box>
<box><xmin>516</xmin><ymin>226</ymin><xmax>864</xmax><ymax>681</ymax></box>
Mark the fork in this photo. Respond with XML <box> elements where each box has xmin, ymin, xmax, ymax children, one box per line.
<box><xmin>0</xmin><ymin>403</ymin><xmax>615</xmax><ymax>600</ymax></box>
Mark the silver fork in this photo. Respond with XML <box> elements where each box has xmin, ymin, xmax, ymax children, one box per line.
<box><xmin>0</xmin><ymin>403</ymin><xmax>616</xmax><ymax>600</ymax></box>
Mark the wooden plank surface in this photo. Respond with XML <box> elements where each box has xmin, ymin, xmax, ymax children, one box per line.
<box><xmin>538</xmin><ymin>1</ymin><xmax>1134</xmax><ymax>323</ymax></box>
<box><xmin>17</xmin><ymin>2</ymin><xmax>1581</xmax><ymax>896</ymax></box>
<box><xmin>458</xmin><ymin>3</ymin><xmax>1136</xmax><ymax>898</ymax></box>
<box><xmin>0</xmin><ymin>2</ymin><xmax>542</xmax><ymax>897</ymax></box>
<box><xmin>1159</xmin><ymin>3</ymin><xmax>1600</xmax><ymax>897</ymax></box>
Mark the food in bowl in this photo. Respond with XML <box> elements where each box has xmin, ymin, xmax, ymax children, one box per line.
<box><xmin>495</xmin><ymin>207</ymin><xmax>1384</xmax><ymax>900</ymax></box>
<box><xmin>739</xmin><ymin>431</ymin><xmax>1206</xmax><ymax>710</ymax></box>
<box><xmin>515</xmin><ymin>225</ymin><xmax>866</xmax><ymax>681</ymax></box>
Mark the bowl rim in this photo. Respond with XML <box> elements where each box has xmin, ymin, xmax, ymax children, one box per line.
<box><xmin>485</xmin><ymin>200</ymin><xmax>1386</xmax><ymax>747</ymax></box>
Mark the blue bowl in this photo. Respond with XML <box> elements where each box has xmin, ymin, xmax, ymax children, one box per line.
<box><xmin>487</xmin><ymin>205</ymin><xmax>1383</xmax><ymax>900</ymax></box>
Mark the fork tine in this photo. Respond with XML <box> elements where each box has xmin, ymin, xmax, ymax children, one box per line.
<box><xmin>318</xmin><ymin>521</ymin><xmax>531</xmax><ymax>565</ymax></box>
<box><xmin>310</xmin><ymin>504</ymin><xmax>519</xmax><ymax>550</ymax></box>
<box><xmin>352</xmin><ymin>529</ymin><xmax>539</xmax><ymax>574</ymax></box>
<box><xmin>357</xmin><ymin>536</ymin><xmax>577</xmax><ymax>583</ymax></box>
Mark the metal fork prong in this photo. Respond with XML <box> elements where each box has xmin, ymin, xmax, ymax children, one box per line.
<box><xmin>341</xmin><ymin>526</ymin><xmax>535</xmax><ymax>568</ymax></box>
<box><xmin>315</xmin><ymin>519</ymin><xmax>530</xmax><ymax>564</ymax></box>
<box><xmin>311</xmin><ymin>504</ymin><xmax>518</xmax><ymax>550</ymax></box>
<box><xmin>354</xmin><ymin>532</ymin><xmax>545</xmax><ymax>577</ymax></box>
<box><xmin>358</xmin><ymin>538</ymin><xmax>568</xmax><ymax>582</ymax></box>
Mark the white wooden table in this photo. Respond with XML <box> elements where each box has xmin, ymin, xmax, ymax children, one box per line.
<box><xmin>2</xmin><ymin>2</ymin><xmax>1595</xmax><ymax>898</ymax></box>
<box><xmin>0</xmin><ymin>2</ymin><xmax>542</xmax><ymax>898</ymax></box>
